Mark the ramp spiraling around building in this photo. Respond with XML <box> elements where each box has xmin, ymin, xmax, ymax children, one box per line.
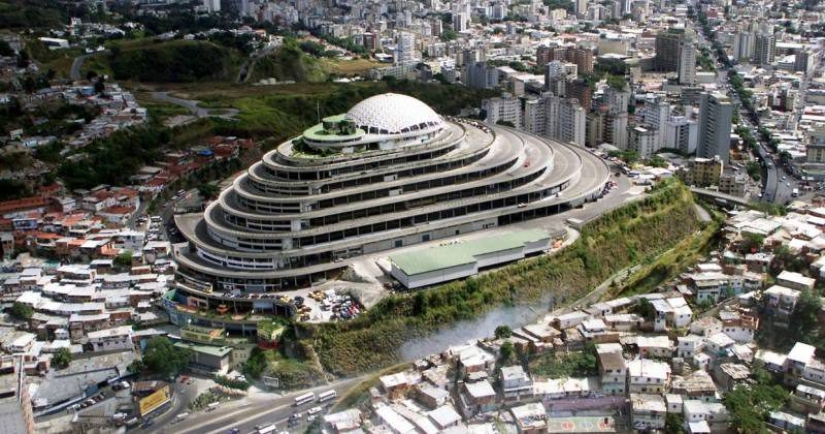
<box><xmin>172</xmin><ymin>94</ymin><xmax>609</xmax><ymax>311</ymax></box>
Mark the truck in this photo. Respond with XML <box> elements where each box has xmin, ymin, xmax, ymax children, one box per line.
<box><xmin>793</xmin><ymin>188</ymin><xmax>799</xmax><ymax>197</ymax></box>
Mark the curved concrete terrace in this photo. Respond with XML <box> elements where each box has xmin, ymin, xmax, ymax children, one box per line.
<box><xmin>199</xmin><ymin>127</ymin><xmax>573</xmax><ymax>243</ymax></box>
<box><xmin>175</xmin><ymin>124</ymin><xmax>609</xmax><ymax>277</ymax></box>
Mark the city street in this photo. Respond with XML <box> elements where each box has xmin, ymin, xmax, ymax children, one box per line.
<box><xmin>157</xmin><ymin>379</ymin><xmax>362</xmax><ymax>434</ymax></box>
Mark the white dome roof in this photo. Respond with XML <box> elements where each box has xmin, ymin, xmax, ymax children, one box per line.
<box><xmin>345</xmin><ymin>93</ymin><xmax>443</xmax><ymax>135</ymax></box>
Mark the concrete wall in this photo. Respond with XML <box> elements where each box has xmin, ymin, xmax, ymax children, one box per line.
<box><xmin>392</xmin><ymin>262</ymin><xmax>478</xmax><ymax>289</ymax></box>
<box><xmin>475</xmin><ymin>247</ymin><xmax>525</xmax><ymax>269</ymax></box>
<box><xmin>363</xmin><ymin>218</ymin><xmax>497</xmax><ymax>255</ymax></box>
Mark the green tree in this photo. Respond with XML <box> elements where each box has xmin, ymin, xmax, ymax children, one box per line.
<box><xmin>9</xmin><ymin>302</ymin><xmax>33</xmax><ymax>320</ymax></box>
<box><xmin>243</xmin><ymin>347</ymin><xmax>271</xmax><ymax>379</ymax></box>
<box><xmin>724</xmin><ymin>364</ymin><xmax>789</xmax><ymax>433</ymax></box>
<box><xmin>632</xmin><ymin>298</ymin><xmax>656</xmax><ymax>321</ymax></box>
<box><xmin>647</xmin><ymin>155</ymin><xmax>667</xmax><ymax>168</ymax></box>
<box><xmin>606</xmin><ymin>74</ymin><xmax>627</xmax><ymax>91</ymax></box>
<box><xmin>494</xmin><ymin>325</ymin><xmax>513</xmax><ymax>339</ymax></box>
<box><xmin>787</xmin><ymin>289</ymin><xmax>823</xmax><ymax>346</ymax></box>
<box><xmin>496</xmin><ymin>120</ymin><xmax>516</xmax><ymax>128</ymax></box>
<box><xmin>53</xmin><ymin>348</ymin><xmax>72</xmax><ymax>369</ymax></box>
<box><xmin>499</xmin><ymin>341</ymin><xmax>514</xmax><ymax>365</ymax></box>
<box><xmin>740</xmin><ymin>232</ymin><xmax>764</xmax><ymax>253</ymax></box>
<box><xmin>128</xmin><ymin>359</ymin><xmax>145</xmax><ymax>373</ymax></box>
<box><xmin>114</xmin><ymin>251</ymin><xmax>133</xmax><ymax>267</ymax></box>
<box><xmin>666</xmin><ymin>412</ymin><xmax>686</xmax><ymax>434</ymax></box>
<box><xmin>746</xmin><ymin>161</ymin><xmax>761</xmax><ymax>181</ymax></box>
<box><xmin>142</xmin><ymin>337</ymin><xmax>192</xmax><ymax>378</ymax></box>
<box><xmin>197</xmin><ymin>183</ymin><xmax>220</xmax><ymax>200</ymax></box>
<box><xmin>609</xmin><ymin>150</ymin><xmax>639</xmax><ymax>165</ymax></box>
<box><xmin>440</xmin><ymin>29</ymin><xmax>458</xmax><ymax>42</ymax></box>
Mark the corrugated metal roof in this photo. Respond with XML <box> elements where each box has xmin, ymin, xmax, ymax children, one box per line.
<box><xmin>389</xmin><ymin>229</ymin><xmax>549</xmax><ymax>276</ymax></box>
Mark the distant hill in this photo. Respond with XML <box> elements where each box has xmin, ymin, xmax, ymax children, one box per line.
<box><xmin>247</xmin><ymin>42</ymin><xmax>328</xmax><ymax>84</ymax></box>
<box><xmin>110</xmin><ymin>40</ymin><xmax>238</xmax><ymax>83</ymax></box>
<box><xmin>0</xmin><ymin>0</ymin><xmax>64</xmax><ymax>29</ymax></box>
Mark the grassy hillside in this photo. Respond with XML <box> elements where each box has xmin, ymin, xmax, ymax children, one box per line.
<box><xmin>0</xmin><ymin>0</ymin><xmax>64</xmax><ymax>29</ymax></box>
<box><xmin>298</xmin><ymin>180</ymin><xmax>701</xmax><ymax>377</ymax></box>
<box><xmin>247</xmin><ymin>44</ymin><xmax>327</xmax><ymax>84</ymax></box>
<box><xmin>188</xmin><ymin>80</ymin><xmax>496</xmax><ymax>139</ymax></box>
<box><xmin>109</xmin><ymin>40</ymin><xmax>239</xmax><ymax>83</ymax></box>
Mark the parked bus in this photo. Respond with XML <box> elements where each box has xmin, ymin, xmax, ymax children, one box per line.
<box><xmin>317</xmin><ymin>390</ymin><xmax>337</xmax><ymax>403</ymax></box>
<box><xmin>257</xmin><ymin>424</ymin><xmax>276</xmax><ymax>434</ymax></box>
<box><xmin>294</xmin><ymin>392</ymin><xmax>315</xmax><ymax>406</ymax></box>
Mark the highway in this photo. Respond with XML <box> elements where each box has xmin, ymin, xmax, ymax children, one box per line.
<box><xmin>151</xmin><ymin>379</ymin><xmax>362</xmax><ymax>434</ymax></box>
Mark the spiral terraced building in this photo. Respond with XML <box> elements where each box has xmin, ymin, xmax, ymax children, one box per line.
<box><xmin>171</xmin><ymin>94</ymin><xmax>610</xmax><ymax>316</ymax></box>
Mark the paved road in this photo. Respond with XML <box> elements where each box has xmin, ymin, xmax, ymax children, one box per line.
<box><xmin>160</xmin><ymin>379</ymin><xmax>361</xmax><ymax>434</ymax></box>
<box><xmin>70</xmin><ymin>50</ymin><xmax>109</xmax><ymax>81</ymax></box>
<box><xmin>133</xmin><ymin>378</ymin><xmax>201</xmax><ymax>433</ymax></box>
<box><xmin>151</xmin><ymin>92</ymin><xmax>240</xmax><ymax>119</ymax></box>
<box><xmin>694</xmin><ymin>15</ymin><xmax>797</xmax><ymax>206</ymax></box>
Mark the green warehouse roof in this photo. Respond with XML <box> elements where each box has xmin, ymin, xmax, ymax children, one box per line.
<box><xmin>389</xmin><ymin>229</ymin><xmax>549</xmax><ymax>276</ymax></box>
<box><xmin>173</xmin><ymin>341</ymin><xmax>233</xmax><ymax>358</ymax></box>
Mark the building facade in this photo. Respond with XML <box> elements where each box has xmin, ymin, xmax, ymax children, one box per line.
<box><xmin>171</xmin><ymin>94</ymin><xmax>608</xmax><ymax>317</ymax></box>
<box><xmin>697</xmin><ymin>93</ymin><xmax>734</xmax><ymax>163</ymax></box>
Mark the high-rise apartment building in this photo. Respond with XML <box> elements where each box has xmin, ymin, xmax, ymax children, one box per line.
<box><xmin>637</xmin><ymin>97</ymin><xmax>670</xmax><ymax>151</ymax></box>
<box><xmin>654</xmin><ymin>30</ymin><xmax>682</xmax><ymax>72</ymax></box>
<box><xmin>453</xmin><ymin>12</ymin><xmax>469</xmax><ymax>32</ymax></box>
<box><xmin>733</xmin><ymin>31</ymin><xmax>755</xmax><ymax>62</ymax></box>
<box><xmin>606</xmin><ymin>111</ymin><xmax>629</xmax><ymax>150</ymax></box>
<box><xmin>539</xmin><ymin>46</ymin><xmax>593</xmax><ymax>74</ymax></box>
<box><xmin>483</xmin><ymin>94</ymin><xmax>523</xmax><ymax>128</ymax></box>
<box><xmin>567</xmin><ymin>79</ymin><xmax>592</xmax><ymax>111</ymax></box>
<box><xmin>395</xmin><ymin>32</ymin><xmax>416</xmax><ymax>65</ymax></box>
<box><xmin>570</xmin><ymin>47</ymin><xmax>594</xmax><ymax>74</ymax></box>
<box><xmin>678</xmin><ymin>38</ymin><xmax>696</xmax><ymax>85</ymax></box>
<box><xmin>536</xmin><ymin>45</ymin><xmax>552</xmax><ymax>66</ymax></box>
<box><xmin>546</xmin><ymin>96</ymin><xmax>586</xmax><ymax>147</ymax></box>
<box><xmin>521</xmin><ymin>93</ymin><xmax>585</xmax><ymax>146</ymax></box>
<box><xmin>586</xmin><ymin>112</ymin><xmax>606</xmax><ymax>147</ymax></box>
<box><xmin>604</xmin><ymin>87</ymin><xmax>630</xmax><ymax>115</ymax></box>
<box><xmin>524</xmin><ymin>97</ymin><xmax>547</xmax><ymax>137</ymax></box>
<box><xmin>545</xmin><ymin>61</ymin><xmax>568</xmax><ymax>96</ymax></box>
<box><xmin>628</xmin><ymin>126</ymin><xmax>660</xmax><ymax>158</ymax></box>
<box><xmin>576</xmin><ymin>0</ymin><xmax>589</xmax><ymax>17</ymax></box>
<box><xmin>697</xmin><ymin>93</ymin><xmax>734</xmax><ymax>163</ymax></box>
<box><xmin>753</xmin><ymin>33</ymin><xmax>776</xmax><ymax>66</ymax></box>
<box><xmin>664</xmin><ymin>116</ymin><xmax>698</xmax><ymax>155</ymax></box>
